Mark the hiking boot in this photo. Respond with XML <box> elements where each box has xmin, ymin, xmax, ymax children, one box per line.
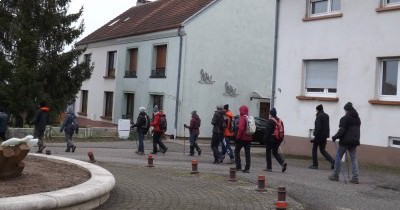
<box><xmin>136</xmin><ymin>151</ymin><xmax>144</xmax><ymax>155</ymax></box>
<box><xmin>71</xmin><ymin>145</ymin><xmax>76</xmax><ymax>153</ymax></box>
<box><xmin>197</xmin><ymin>150</ymin><xmax>202</xmax><ymax>156</ymax></box>
<box><xmin>65</xmin><ymin>147</ymin><xmax>70</xmax><ymax>152</ymax></box>
<box><xmin>350</xmin><ymin>178</ymin><xmax>359</xmax><ymax>184</ymax></box>
<box><xmin>329</xmin><ymin>174</ymin><xmax>339</xmax><ymax>181</ymax></box>
<box><xmin>264</xmin><ymin>168</ymin><xmax>272</xmax><ymax>172</ymax></box>
<box><xmin>189</xmin><ymin>153</ymin><xmax>194</xmax><ymax>156</ymax></box>
<box><xmin>37</xmin><ymin>145</ymin><xmax>46</xmax><ymax>153</ymax></box>
<box><xmin>150</xmin><ymin>151</ymin><xmax>157</xmax><ymax>154</ymax></box>
<box><xmin>331</xmin><ymin>160</ymin><xmax>335</xmax><ymax>170</ymax></box>
<box><xmin>282</xmin><ymin>163</ymin><xmax>287</xmax><ymax>173</ymax></box>
<box><xmin>162</xmin><ymin>147</ymin><xmax>168</xmax><ymax>154</ymax></box>
<box><xmin>308</xmin><ymin>165</ymin><xmax>318</xmax><ymax>169</ymax></box>
<box><xmin>242</xmin><ymin>169</ymin><xmax>250</xmax><ymax>173</ymax></box>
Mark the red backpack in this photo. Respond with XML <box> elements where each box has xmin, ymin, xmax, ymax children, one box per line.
<box><xmin>271</xmin><ymin>118</ymin><xmax>284</xmax><ymax>141</ymax></box>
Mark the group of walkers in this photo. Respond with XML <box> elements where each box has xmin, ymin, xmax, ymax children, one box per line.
<box><xmin>310</xmin><ymin>102</ymin><xmax>361</xmax><ymax>184</ymax></box>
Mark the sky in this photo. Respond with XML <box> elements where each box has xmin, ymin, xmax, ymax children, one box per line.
<box><xmin>68</xmin><ymin>0</ymin><xmax>139</xmax><ymax>45</ymax></box>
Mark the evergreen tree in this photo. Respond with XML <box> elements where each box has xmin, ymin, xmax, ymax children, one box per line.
<box><xmin>0</xmin><ymin>0</ymin><xmax>92</xmax><ymax>126</ymax></box>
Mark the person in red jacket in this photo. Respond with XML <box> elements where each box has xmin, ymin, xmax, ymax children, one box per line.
<box><xmin>234</xmin><ymin>105</ymin><xmax>253</xmax><ymax>173</ymax></box>
<box><xmin>150</xmin><ymin>109</ymin><xmax>168</xmax><ymax>154</ymax></box>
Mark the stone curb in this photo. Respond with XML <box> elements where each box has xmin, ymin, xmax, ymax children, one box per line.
<box><xmin>0</xmin><ymin>154</ymin><xmax>115</xmax><ymax>210</ymax></box>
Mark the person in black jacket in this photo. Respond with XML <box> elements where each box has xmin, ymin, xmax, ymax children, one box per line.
<box><xmin>132</xmin><ymin>107</ymin><xmax>150</xmax><ymax>155</ymax></box>
<box><xmin>263</xmin><ymin>108</ymin><xmax>287</xmax><ymax>173</ymax></box>
<box><xmin>329</xmin><ymin>102</ymin><xmax>361</xmax><ymax>184</ymax></box>
<box><xmin>33</xmin><ymin>102</ymin><xmax>50</xmax><ymax>153</ymax></box>
<box><xmin>309</xmin><ymin>104</ymin><xmax>334</xmax><ymax>169</ymax></box>
<box><xmin>211</xmin><ymin>105</ymin><xmax>225</xmax><ymax>164</ymax></box>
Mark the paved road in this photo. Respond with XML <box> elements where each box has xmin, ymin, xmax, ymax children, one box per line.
<box><xmin>44</xmin><ymin>139</ymin><xmax>400</xmax><ymax>210</ymax></box>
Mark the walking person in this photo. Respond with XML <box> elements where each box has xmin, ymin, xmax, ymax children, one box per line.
<box><xmin>329</xmin><ymin>102</ymin><xmax>361</xmax><ymax>184</ymax></box>
<box><xmin>234</xmin><ymin>105</ymin><xmax>252</xmax><ymax>173</ymax></box>
<box><xmin>309</xmin><ymin>104</ymin><xmax>335</xmax><ymax>169</ymax></box>
<box><xmin>211</xmin><ymin>105</ymin><xmax>225</xmax><ymax>164</ymax></box>
<box><xmin>33</xmin><ymin>102</ymin><xmax>50</xmax><ymax>153</ymax></box>
<box><xmin>0</xmin><ymin>106</ymin><xmax>9</xmax><ymax>141</ymax></box>
<box><xmin>59</xmin><ymin>107</ymin><xmax>78</xmax><ymax>152</ymax></box>
<box><xmin>150</xmin><ymin>109</ymin><xmax>168</xmax><ymax>154</ymax></box>
<box><xmin>132</xmin><ymin>107</ymin><xmax>150</xmax><ymax>155</ymax></box>
<box><xmin>184</xmin><ymin>110</ymin><xmax>202</xmax><ymax>156</ymax></box>
<box><xmin>221</xmin><ymin>104</ymin><xmax>235</xmax><ymax>163</ymax></box>
<box><xmin>264</xmin><ymin>108</ymin><xmax>287</xmax><ymax>172</ymax></box>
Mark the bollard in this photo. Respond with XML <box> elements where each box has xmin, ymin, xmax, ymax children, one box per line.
<box><xmin>276</xmin><ymin>186</ymin><xmax>287</xmax><ymax>210</ymax></box>
<box><xmin>147</xmin><ymin>155</ymin><xmax>154</xmax><ymax>167</ymax></box>
<box><xmin>228</xmin><ymin>167</ymin><xmax>237</xmax><ymax>182</ymax></box>
<box><xmin>88</xmin><ymin>151</ymin><xmax>96</xmax><ymax>163</ymax></box>
<box><xmin>190</xmin><ymin>160</ymin><xmax>199</xmax><ymax>174</ymax></box>
<box><xmin>256</xmin><ymin>175</ymin><xmax>266</xmax><ymax>191</ymax></box>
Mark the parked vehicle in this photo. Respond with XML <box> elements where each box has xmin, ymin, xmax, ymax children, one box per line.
<box><xmin>232</xmin><ymin>115</ymin><xmax>267</xmax><ymax>145</ymax></box>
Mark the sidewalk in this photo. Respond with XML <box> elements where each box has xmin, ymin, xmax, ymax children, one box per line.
<box><xmin>44</xmin><ymin>139</ymin><xmax>400</xmax><ymax>210</ymax></box>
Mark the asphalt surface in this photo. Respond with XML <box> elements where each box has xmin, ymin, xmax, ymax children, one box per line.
<box><xmin>41</xmin><ymin>138</ymin><xmax>400</xmax><ymax>210</ymax></box>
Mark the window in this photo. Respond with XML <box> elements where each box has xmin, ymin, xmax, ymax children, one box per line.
<box><xmin>124</xmin><ymin>93</ymin><xmax>135</xmax><ymax>120</ymax></box>
<box><xmin>151</xmin><ymin>45</ymin><xmax>167</xmax><ymax>78</ymax></box>
<box><xmin>106</xmin><ymin>51</ymin><xmax>116</xmax><ymax>78</ymax></box>
<box><xmin>83</xmin><ymin>54</ymin><xmax>91</xmax><ymax>64</ymax></box>
<box><xmin>304</xmin><ymin>59</ymin><xmax>338</xmax><ymax>97</ymax></box>
<box><xmin>379</xmin><ymin>58</ymin><xmax>400</xmax><ymax>100</ymax></box>
<box><xmin>104</xmin><ymin>91</ymin><xmax>113</xmax><ymax>119</ymax></box>
<box><xmin>308</xmin><ymin>0</ymin><xmax>341</xmax><ymax>16</ymax></box>
<box><xmin>80</xmin><ymin>90</ymin><xmax>88</xmax><ymax>115</ymax></box>
<box><xmin>151</xmin><ymin>94</ymin><xmax>164</xmax><ymax>111</ymax></box>
<box><xmin>125</xmin><ymin>48</ymin><xmax>137</xmax><ymax>78</ymax></box>
<box><xmin>385</xmin><ymin>0</ymin><xmax>400</xmax><ymax>6</ymax></box>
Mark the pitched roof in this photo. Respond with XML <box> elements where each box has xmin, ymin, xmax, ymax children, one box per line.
<box><xmin>77</xmin><ymin>0</ymin><xmax>215</xmax><ymax>45</ymax></box>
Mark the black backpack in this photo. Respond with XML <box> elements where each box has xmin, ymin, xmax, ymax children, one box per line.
<box><xmin>159</xmin><ymin>115</ymin><xmax>167</xmax><ymax>132</ymax></box>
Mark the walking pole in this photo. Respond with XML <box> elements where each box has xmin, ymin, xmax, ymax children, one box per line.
<box><xmin>183</xmin><ymin>126</ymin><xmax>186</xmax><ymax>154</ymax></box>
<box><xmin>334</xmin><ymin>141</ymin><xmax>348</xmax><ymax>184</ymax></box>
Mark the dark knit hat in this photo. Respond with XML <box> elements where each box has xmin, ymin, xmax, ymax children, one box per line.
<box><xmin>316</xmin><ymin>104</ymin><xmax>323</xmax><ymax>111</ymax></box>
<box><xmin>191</xmin><ymin>110</ymin><xmax>197</xmax><ymax>115</ymax></box>
<box><xmin>216</xmin><ymin>105</ymin><xmax>223</xmax><ymax>110</ymax></box>
<box><xmin>223</xmin><ymin>104</ymin><xmax>229</xmax><ymax>110</ymax></box>
<box><xmin>344</xmin><ymin>102</ymin><xmax>354</xmax><ymax>111</ymax></box>
<box><xmin>270</xmin><ymin>107</ymin><xmax>277</xmax><ymax>117</ymax></box>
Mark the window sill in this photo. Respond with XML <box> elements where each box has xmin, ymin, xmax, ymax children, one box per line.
<box><xmin>124</xmin><ymin>76</ymin><xmax>137</xmax><ymax>78</ymax></box>
<box><xmin>303</xmin><ymin>13</ymin><xmax>343</xmax><ymax>22</ymax></box>
<box><xmin>103</xmin><ymin>76</ymin><xmax>115</xmax><ymax>79</ymax></box>
<box><xmin>77</xmin><ymin>112</ymin><xmax>87</xmax><ymax>116</ymax></box>
<box><xmin>149</xmin><ymin>76</ymin><xmax>166</xmax><ymax>79</ymax></box>
<box><xmin>296</xmin><ymin>95</ymin><xmax>339</xmax><ymax>102</ymax></box>
<box><xmin>100</xmin><ymin>116</ymin><xmax>112</xmax><ymax>121</ymax></box>
<box><xmin>376</xmin><ymin>5</ymin><xmax>400</xmax><ymax>12</ymax></box>
<box><xmin>368</xmin><ymin>99</ymin><xmax>400</xmax><ymax>106</ymax></box>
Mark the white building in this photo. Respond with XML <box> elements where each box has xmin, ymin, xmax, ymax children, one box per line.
<box><xmin>275</xmin><ymin>0</ymin><xmax>400</xmax><ymax>166</ymax></box>
<box><xmin>75</xmin><ymin>0</ymin><xmax>276</xmax><ymax>138</ymax></box>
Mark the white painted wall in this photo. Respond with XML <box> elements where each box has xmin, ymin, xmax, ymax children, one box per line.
<box><xmin>178</xmin><ymin>0</ymin><xmax>276</xmax><ymax>137</ymax></box>
<box><xmin>276</xmin><ymin>0</ymin><xmax>400</xmax><ymax>147</ymax></box>
<box><xmin>77</xmin><ymin>30</ymin><xmax>181</xmax><ymax>135</ymax></box>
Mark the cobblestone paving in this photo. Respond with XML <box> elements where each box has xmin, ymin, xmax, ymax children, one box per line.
<box><xmin>95</xmin><ymin>162</ymin><xmax>303</xmax><ymax>210</ymax></box>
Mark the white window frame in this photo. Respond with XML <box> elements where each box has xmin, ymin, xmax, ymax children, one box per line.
<box><xmin>378</xmin><ymin>58</ymin><xmax>400</xmax><ymax>101</ymax></box>
<box><xmin>384</xmin><ymin>0</ymin><xmax>400</xmax><ymax>7</ymax></box>
<box><xmin>308</xmin><ymin>0</ymin><xmax>341</xmax><ymax>17</ymax></box>
<box><xmin>304</xmin><ymin>59</ymin><xmax>338</xmax><ymax>98</ymax></box>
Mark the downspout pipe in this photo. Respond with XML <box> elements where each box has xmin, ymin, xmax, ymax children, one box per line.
<box><xmin>174</xmin><ymin>26</ymin><xmax>185</xmax><ymax>138</ymax></box>
<box><xmin>271</xmin><ymin>0</ymin><xmax>280</xmax><ymax>108</ymax></box>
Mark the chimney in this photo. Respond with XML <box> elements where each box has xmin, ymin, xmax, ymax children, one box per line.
<box><xmin>137</xmin><ymin>0</ymin><xmax>150</xmax><ymax>6</ymax></box>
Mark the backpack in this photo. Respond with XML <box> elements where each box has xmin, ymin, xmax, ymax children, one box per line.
<box><xmin>231</xmin><ymin>116</ymin><xmax>239</xmax><ymax>133</ymax></box>
<box><xmin>141</xmin><ymin>114</ymin><xmax>150</xmax><ymax>131</ymax></box>
<box><xmin>159</xmin><ymin>115</ymin><xmax>167</xmax><ymax>132</ymax></box>
<box><xmin>223</xmin><ymin>114</ymin><xmax>231</xmax><ymax>130</ymax></box>
<box><xmin>271</xmin><ymin>118</ymin><xmax>284</xmax><ymax>141</ymax></box>
<box><xmin>245</xmin><ymin>115</ymin><xmax>256</xmax><ymax>135</ymax></box>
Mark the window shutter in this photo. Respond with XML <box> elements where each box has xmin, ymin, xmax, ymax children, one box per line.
<box><xmin>305</xmin><ymin>60</ymin><xmax>338</xmax><ymax>89</ymax></box>
<box><xmin>156</xmin><ymin>45</ymin><xmax>167</xmax><ymax>70</ymax></box>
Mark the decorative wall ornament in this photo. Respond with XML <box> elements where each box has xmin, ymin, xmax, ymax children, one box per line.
<box><xmin>223</xmin><ymin>82</ymin><xmax>239</xmax><ymax>97</ymax></box>
<box><xmin>198</xmin><ymin>69</ymin><xmax>215</xmax><ymax>84</ymax></box>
